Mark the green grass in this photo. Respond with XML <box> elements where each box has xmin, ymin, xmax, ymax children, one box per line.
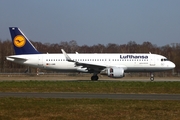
<box><xmin>0</xmin><ymin>98</ymin><xmax>180</xmax><ymax>120</ymax></box>
<box><xmin>0</xmin><ymin>81</ymin><xmax>180</xmax><ymax>119</ymax></box>
<box><xmin>0</xmin><ymin>81</ymin><xmax>180</xmax><ymax>93</ymax></box>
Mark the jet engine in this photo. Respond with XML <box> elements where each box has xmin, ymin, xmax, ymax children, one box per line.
<box><xmin>107</xmin><ymin>67</ymin><xmax>124</xmax><ymax>78</ymax></box>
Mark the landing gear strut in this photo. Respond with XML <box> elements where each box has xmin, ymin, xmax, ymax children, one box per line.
<box><xmin>150</xmin><ymin>72</ymin><xmax>154</xmax><ymax>81</ymax></box>
<box><xmin>91</xmin><ymin>75</ymin><xmax>99</xmax><ymax>81</ymax></box>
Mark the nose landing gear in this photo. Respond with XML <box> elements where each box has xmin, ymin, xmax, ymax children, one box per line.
<box><xmin>150</xmin><ymin>72</ymin><xmax>154</xmax><ymax>81</ymax></box>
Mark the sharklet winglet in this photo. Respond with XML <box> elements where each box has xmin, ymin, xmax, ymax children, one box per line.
<box><xmin>61</xmin><ymin>49</ymin><xmax>74</xmax><ymax>62</ymax></box>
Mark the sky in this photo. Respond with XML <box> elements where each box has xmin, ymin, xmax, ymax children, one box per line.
<box><xmin>0</xmin><ymin>0</ymin><xmax>180</xmax><ymax>46</ymax></box>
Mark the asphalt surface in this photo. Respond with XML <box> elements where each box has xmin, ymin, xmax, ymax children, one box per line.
<box><xmin>0</xmin><ymin>76</ymin><xmax>180</xmax><ymax>82</ymax></box>
<box><xmin>0</xmin><ymin>92</ymin><xmax>180</xmax><ymax>100</ymax></box>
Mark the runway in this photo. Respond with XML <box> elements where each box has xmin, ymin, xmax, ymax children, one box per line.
<box><xmin>0</xmin><ymin>92</ymin><xmax>180</xmax><ymax>100</ymax></box>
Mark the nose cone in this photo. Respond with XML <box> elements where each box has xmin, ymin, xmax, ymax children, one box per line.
<box><xmin>169</xmin><ymin>61</ymin><xmax>176</xmax><ymax>69</ymax></box>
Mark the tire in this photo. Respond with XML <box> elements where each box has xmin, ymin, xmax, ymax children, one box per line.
<box><xmin>150</xmin><ymin>77</ymin><xmax>154</xmax><ymax>81</ymax></box>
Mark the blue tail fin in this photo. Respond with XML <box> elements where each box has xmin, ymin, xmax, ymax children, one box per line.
<box><xmin>9</xmin><ymin>27</ymin><xmax>40</xmax><ymax>55</ymax></box>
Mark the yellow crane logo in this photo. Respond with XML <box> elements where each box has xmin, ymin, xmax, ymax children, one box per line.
<box><xmin>13</xmin><ymin>35</ymin><xmax>26</xmax><ymax>47</ymax></box>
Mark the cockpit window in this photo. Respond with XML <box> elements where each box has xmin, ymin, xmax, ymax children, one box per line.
<box><xmin>161</xmin><ymin>58</ymin><xmax>169</xmax><ymax>61</ymax></box>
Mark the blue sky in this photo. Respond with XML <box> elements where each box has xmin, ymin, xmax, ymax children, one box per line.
<box><xmin>0</xmin><ymin>0</ymin><xmax>180</xmax><ymax>46</ymax></box>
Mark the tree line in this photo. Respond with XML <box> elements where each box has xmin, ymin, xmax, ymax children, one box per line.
<box><xmin>0</xmin><ymin>39</ymin><xmax>179</xmax><ymax>75</ymax></box>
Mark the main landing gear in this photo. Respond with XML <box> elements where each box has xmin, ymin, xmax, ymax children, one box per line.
<box><xmin>150</xmin><ymin>72</ymin><xmax>154</xmax><ymax>81</ymax></box>
<box><xmin>91</xmin><ymin>75</ymin><xmax>99</xmax><ymax>81</ymax></box>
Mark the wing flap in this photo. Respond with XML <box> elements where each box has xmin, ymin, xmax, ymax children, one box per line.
<box><xmin>75</xmin><ymin>62</ymin><xmax>106</xmax><ymax>71</ymax></box>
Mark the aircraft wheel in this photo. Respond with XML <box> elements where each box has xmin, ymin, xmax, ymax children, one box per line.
<box><xmin>150</xmin><ymin>73</ymin><xmax>154</xmax><ymax>81</ymax></box>
<box><xmin>150</xmin><ymin>77</ymin><xmax>154</xmax><ymax>81</ymax></box>
<box><xmin>91</xmin><ymin>75</ymin><xmax>99</xmax><ymax>81</ymax></box>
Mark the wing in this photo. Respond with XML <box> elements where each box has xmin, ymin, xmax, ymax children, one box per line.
<box><xmin>61</xmin><ymin>49</ymin><xmax>106</xmax><ymax>73</ymax></box>
<box><xmin>75</xmin><ymin>62</ymin><xmax>106</xmax><ymax>72</ymax></box>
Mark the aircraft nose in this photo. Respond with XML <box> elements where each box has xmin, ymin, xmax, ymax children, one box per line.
<box><xmin>170</xmin><ymin>62</ymin><xmax>176</xmax><ymax>69</ymax></box>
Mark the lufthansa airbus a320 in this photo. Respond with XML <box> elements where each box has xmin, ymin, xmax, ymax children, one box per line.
<box><xmin>6</xmin><ymin>27</ymin><xmax>175</xmax><ymax>81</ymax></box>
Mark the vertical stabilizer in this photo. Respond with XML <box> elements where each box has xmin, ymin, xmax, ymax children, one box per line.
<box><xmin>9</xmin><ymin>27</ymin><xmax>40</xmax><ymax>55</ymax></box>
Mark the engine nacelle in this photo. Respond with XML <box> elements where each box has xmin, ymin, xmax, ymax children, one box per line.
<box><xmin>107</xmin><ymin>67</ymin><xmax>124</xmax><ymax>78</ymax></box>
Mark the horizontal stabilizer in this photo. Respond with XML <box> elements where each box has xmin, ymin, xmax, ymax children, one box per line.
<box><xmin>6</xmin><ymin>56</ymin><xmax>27</xmax><ymax>61</ymax></box>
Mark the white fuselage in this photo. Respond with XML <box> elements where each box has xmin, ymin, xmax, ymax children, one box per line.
<box><xmin>6</xmin><ymin>53</ymin><xmax>175</xmax><ymax>73</ymax></box>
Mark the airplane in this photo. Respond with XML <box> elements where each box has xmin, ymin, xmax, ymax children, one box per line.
<box><xmin>6</xmin><ymin>27</ymin><xmax>175</xmax><ymax>81</ymax></box>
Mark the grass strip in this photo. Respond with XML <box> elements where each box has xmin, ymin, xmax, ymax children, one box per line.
<box><xmin>0</xmin><ymin>81</ymin><xmax>180</xmax><ymax>93</ymax></box>
<box><xmin>0</xmin><ymin>98</ymin><xmax>180</xmax><ymax>120</ymax></box>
